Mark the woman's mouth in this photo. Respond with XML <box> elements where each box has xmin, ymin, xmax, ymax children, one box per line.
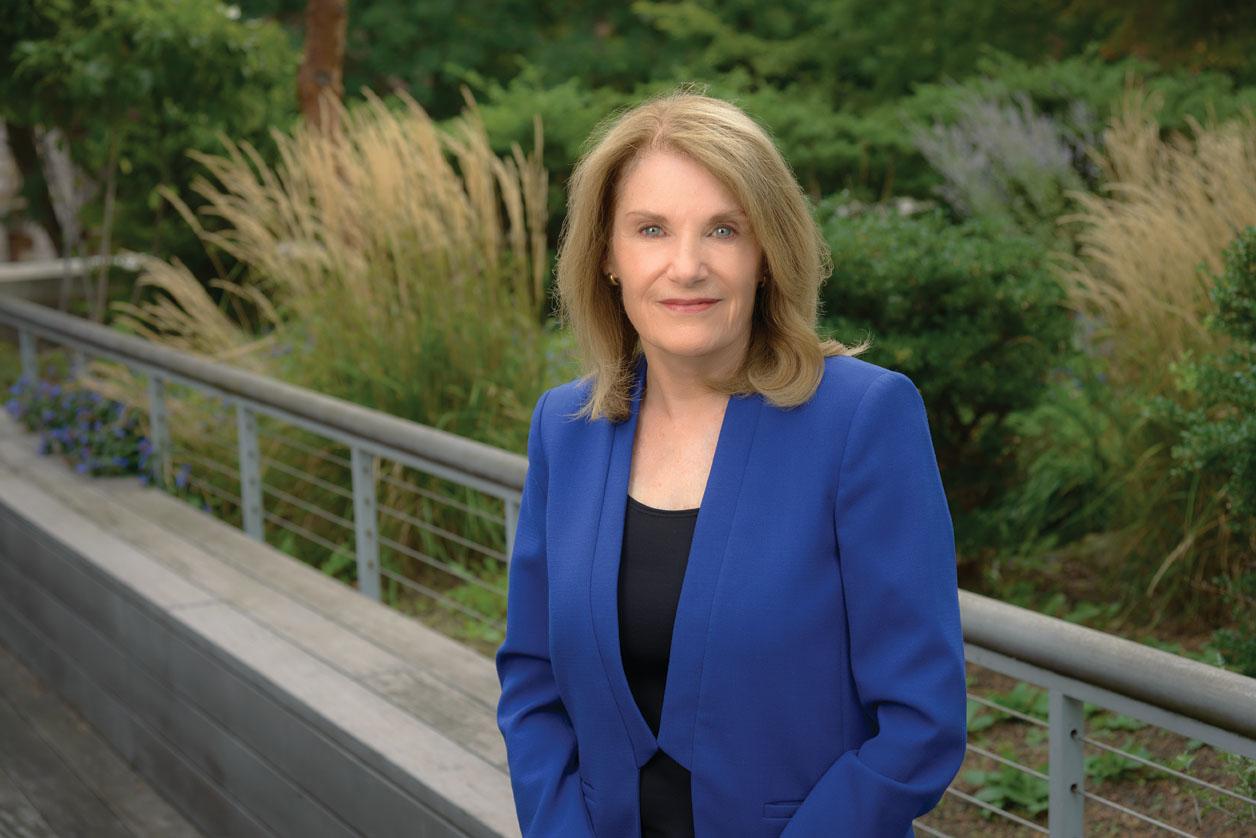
<box><xmin>661</xmin><ymin>299</ymin><xmax>718</xmax><ymax>313</ymax></box>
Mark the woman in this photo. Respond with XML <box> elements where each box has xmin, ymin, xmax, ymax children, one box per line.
<box><xmin>495</xmin><ymin>87</ymin><xmax>967</xmax><ymax>837</ymax></box>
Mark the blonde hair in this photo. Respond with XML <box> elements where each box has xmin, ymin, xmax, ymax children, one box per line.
<box><xmin>555</xmin><ymin>84</ymin><xmax>870</xmax><ymax>422</ymax></box>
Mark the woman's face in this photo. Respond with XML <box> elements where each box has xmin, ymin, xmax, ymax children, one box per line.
<box><xmin>604</xmin><ymin>149</ymin><xmax>763</xmax><ymax>372</ymax></box>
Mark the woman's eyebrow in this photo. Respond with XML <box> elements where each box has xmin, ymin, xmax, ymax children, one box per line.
<box><xmin>623</xmin><ymin>209</ymin><xmax>748</xmax><ymax>223</ymax></box>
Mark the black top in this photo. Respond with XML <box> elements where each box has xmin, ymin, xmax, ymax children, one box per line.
<box><xmin>618</xmin><ymin>494</ymin><xmax>699</xmax><ymax>838</ymax></box>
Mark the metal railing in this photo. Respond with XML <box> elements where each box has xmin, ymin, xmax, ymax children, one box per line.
<box><xmin>1</xmin><ymin>294</ymin><xmax>1253</xmax><ymax>837</ymax></box>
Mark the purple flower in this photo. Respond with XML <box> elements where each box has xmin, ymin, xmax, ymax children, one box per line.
<box><xmin>75</xmin><ymin>461</ymin><xmax>90</xmax><ymax>474</ymax></box>
<box><xmin>175</xmin><ymin>463</ymin><xmax>191</xmax><ymax>489</ymax></box>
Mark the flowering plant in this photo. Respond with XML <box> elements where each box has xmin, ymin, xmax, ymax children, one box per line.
<box><xmin>5</xmin><ymin>376</ymin><xmax>154</xmax><ymax>480</ymax></box>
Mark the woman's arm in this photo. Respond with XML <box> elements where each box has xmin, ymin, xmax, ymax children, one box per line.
<box><xmin>495</xmin><ymin>389</ymin><xmax>597</xmax><ymax>837</ymax></box>
<box><xmin>783</xmin><ymin>371</ymin><xmax>968</xmax><ymax>837</ymax></box>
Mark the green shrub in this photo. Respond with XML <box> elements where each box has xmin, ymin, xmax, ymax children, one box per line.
<box><xmin>816</xmin><ymin>204</ymin><xmax>1072</xmax><ymax>572</ymax></box>
<box><xmin>1159</xmin><ymin>226</ymin><xmax>1256</xmax><ymax>536</ymax></box>
<box><xmin>1210</xmin><ymin>572</ymin><xmax>1256</xmax><ymax>677</ymax></box>
<box><xmin>1</xmin><ymin>0</ymin><xmax>299</xmax><ymax>272</ymax></box>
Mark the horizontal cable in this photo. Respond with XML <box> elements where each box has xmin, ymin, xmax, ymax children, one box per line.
<box><xmin>262</xmin><ymin>509</ymin><xmax>348</xmax><ymax>556</ymax></box>
<box><xmin>378</xmin><ymin>470</ymin><xmax>503</xmax><ymax>525</ymax></box>
<box><xmin>261</xmin><ymin>457</ymin><xmax>354</xmax><ymax>501</ymax></box>
<box><xmin>179</xmin><ymin>427</ymin><xmax>237</xmax><ymax>460</ymax></box>
<box><xmin>911</xmin><ymin>821</ymin><xmax>955</xmax><ymax>838</ymax></box>
<box><xmin>1081</xmin><ymin>788</ymin><xmax>1197</xmax><ymax>837</ymax></box>
<box><xmin>1080</xmin><ymin>735</ymin><xmax>1256</xmax><ymax>806</ymax></box>
<box><xmin>261</xmin><ymin>480</ymin><xmax>355</xmax><ymax>532</ymax></box>
<box><xmin>964</xmin><ymin>742</ymin><xmax>1048</xmax><ymax>781</ymax></box>
<box><xmin>176</xmin><ymin>450</ymin><xmax>240</xmax><ymax>481</ymax></box>
<box><xmin>378</xmin><ymin>536</ymin><xmax>507</xmax><ymax>598</ymax></box>
<box><xmin>257</xmin><ymin>426</ymin><xmax>350</xmax><ymax>469</ymax></box>
<box><xmin>940</xmin><ymin>786</ymin><xmax>1048</xmax><ymax>833</ymax></box>
<box><xmin>186</xmin><ymin>476</ymin><xmax>240</xmax><ymax>506</ymax></box>
<box><xmin>377</xmin><ymin>503</ymin><xmax>505</xmax><ymax>562</ymax></box>
<box><xmin>378</xmin><ymin>566</ymin><xmax>505</xmax><ymax>632</ymax></box>
<box><xmin>965</xmin><ymin>692</ymin><xmax>1049</xmax><ymax>728</ymax></box>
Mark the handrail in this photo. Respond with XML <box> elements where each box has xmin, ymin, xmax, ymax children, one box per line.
<box><xmin>961</xmin><ymin>590</ymin><xmax>1256</xmax><ymax>745</ymax></box>
<box><xmin>0</xmin><ymin>296</ymin><xmax>526</xmax><ymax>499</ymax></box>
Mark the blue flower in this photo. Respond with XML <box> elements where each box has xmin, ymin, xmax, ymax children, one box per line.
<box><xmin>75</xmin><ymin>461</ymin><xmax>90</xmax><ymax>474</ymax></box>
<box><xmin>175</xmin><ymin>463</ymin><xmax>191</xmax><ymax>489</ymax></box>
<box><xmin>112</xmin><ymin>455</ymin><xmax>129</xmax><ymax>467</ymax></box>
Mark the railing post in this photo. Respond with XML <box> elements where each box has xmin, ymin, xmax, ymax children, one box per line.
<box><xmin>146</xmin><ymin>375</ymin><xmax>171</xmax><ymax>488</ymax></box>
<box><xmin>351</xmin><ymin>446</ymin><xmax>381</xmax><ymax>601</ymax></box>
<box><xmin>18</xmin><ymin>330</ymin><xmax>37</xmax><ymax>382</ymax></box>
<box><xmin>70</xmin><ymin>349</ymin><xmax>88</xmax><ymax>380</ymax></box>
<box><xmin>504</xmin><ymin>498</ymin><xmax>519</xmax><ymax>561</ymax></box>
<box><xmin>236</xmin><ymin>404</ymin><xmax>263</xmax><ymax>540</ymax></box>
<box><xmin>1049</xmin><ymin>688</ymin><xmax>1085</xmax><ymax>837</ymax></box>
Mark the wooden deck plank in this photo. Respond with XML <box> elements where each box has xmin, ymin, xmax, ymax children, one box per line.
<box><xmin>0</xmin><ymin>642</ymin><xmax>203</xmax><ymax>838</ymax></box>
<box><xmin>0</xmin><ymin>761</ymin><xmax>56</xmax><ymax>838</ymax></box>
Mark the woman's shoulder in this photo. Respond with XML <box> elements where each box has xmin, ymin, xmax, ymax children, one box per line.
<box><xmin>528</xmin><ymin>374</ymin><xmax>597</xmax><ymax>434</ymax></box>
<box><xmin>813</xmin><ymin>353</ymin><xmax>915</xmax><ymax>413</ymax></box>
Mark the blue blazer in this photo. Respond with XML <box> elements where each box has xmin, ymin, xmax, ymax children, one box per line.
<box><xmin>496</xmin><ymin>352</ymin><xmax>968</xmax><ymax>837</ymax></box>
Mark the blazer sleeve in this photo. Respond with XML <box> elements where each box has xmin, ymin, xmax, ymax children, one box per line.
<box><xmin>495</xmin><ymin>389</ymin><xmax>597</xmax><ymax>837</ymax></box>
<box><xmin>782</xmin><ymin>371</ymin><xmax>968</xmax><ymax>837</ymax></box>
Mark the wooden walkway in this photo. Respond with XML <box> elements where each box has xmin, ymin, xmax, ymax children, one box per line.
<box><xmin>0</xmin><ymin>639</ymin><xmax>203</xmax><ymax>838</ymax></box>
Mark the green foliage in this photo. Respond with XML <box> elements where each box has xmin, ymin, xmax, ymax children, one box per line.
<box><xmin>1065</xmin><ymin>0</ymin><xmax>1256</xmax><ymax>81</ymax></box>
<box><xmin>1210</xmin><ymin>572</ymin><xmax>1256</xmax><ymax>677</ymax></box>
<box><xmin>1</xmin><ymin>0</ymin><xmax>298</xmax><ymax>268</ymax></box>
<box><xmin>1085</xmin><ymin>738</ymin><xmax>1151</xmax><ymax>784</ymax></box>
<box><xmin>816</xmin><ymin>205</ymin><xmax>1072</xmax><ymax>565</ymax></box>
<box><xmin>986</xmin><ymin>682</ymin><xmax>1049</xmax><ymax>721</ymax></box>
<box><xmin>1158</xmin><ymin>227</ymin><xmax>1256</xmax><ymax>537</ymax></box>
<box><xmin>1088</xmin><ymin>709</ymin><xmax>1146</xmax><ymax>733</ymax></box>
<box><xmin>319</xmin><ymin>543</ymin><xmax>356</xmax><ymax>581</ymax></box>
<box><xmin>978</xmin><ymin>350</ymin><xmax>1126</xmax><ymax>573</ymax></box>
<box><xmin>630</xmin><ymin>0</ymin><xmax>1097</xmax><ymax>108</ymax></box>
<box><xmin>901</xmin><ymin>49</ymin><xmax>1256</xmax><ymax>145</ymax></box>
<box><xmin>962</xmin><ymin>754</ymin><xmax>1049</xmax><ymax>817</ymax></box>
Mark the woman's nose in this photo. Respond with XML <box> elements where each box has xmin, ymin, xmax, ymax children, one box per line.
<box><xmin>668</xmin><ymin>231</ymin><xmax>706</xmax><ymax>282</ymax></box>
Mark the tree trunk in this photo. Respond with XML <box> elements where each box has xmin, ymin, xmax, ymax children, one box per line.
<box><xmin>297</xmin><ymin>0</ymin><xmax>348</xmax><ymax>135</ymax></box>
<box><xmin>92</xmin><ymin>130</ymin><xmax>119</xmax><ymax>323</ymax></box>
<box><xmin>6</xmin><ymin>122</ymin><xmax>64</xmax><ymax>255</ymax></box>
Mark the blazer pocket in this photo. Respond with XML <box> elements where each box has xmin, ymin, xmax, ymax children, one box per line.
<box><xmin>762</xmin><ymin>799</ymin><xmax>803</xmax><ymax>819</ymax></box>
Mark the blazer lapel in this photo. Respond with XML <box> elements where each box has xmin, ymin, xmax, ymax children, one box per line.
<box><xmin>588</xmin><ymin>353</ymin><xmax>764</xmax><ymax>771</ymax></box>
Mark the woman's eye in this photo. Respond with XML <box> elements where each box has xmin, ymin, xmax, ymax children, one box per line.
<box><xmin>713</xmin><ymin>225</ymin><xmax>736</xmax><ymax>238</ymax></box>
<box><xmin>640</xmin><ymin>225</ymin><xmax>663</xmax><ymax>237</ymax></box>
